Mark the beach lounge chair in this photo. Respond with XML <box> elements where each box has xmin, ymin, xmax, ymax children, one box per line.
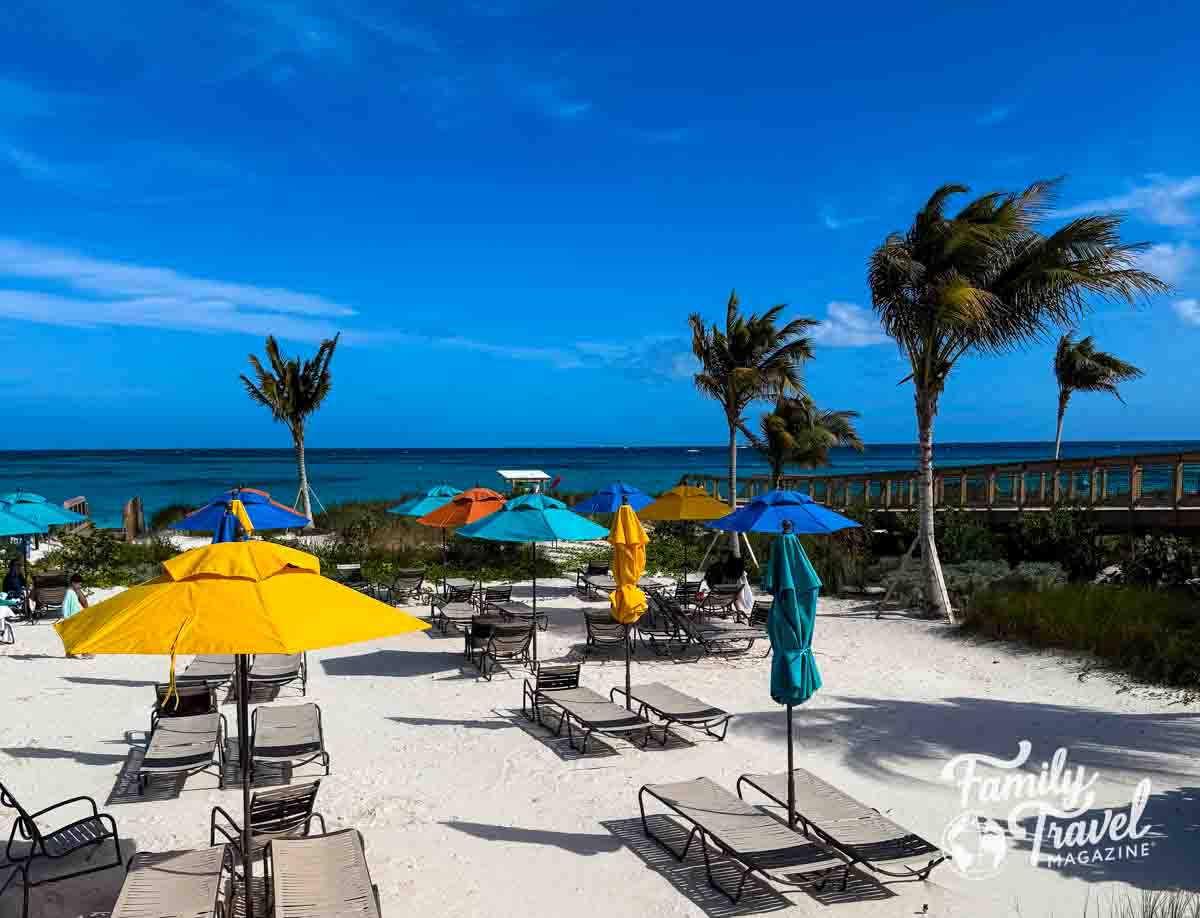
<box><xmin>674</xmin><ymin>574</ymin><xmax>703</xmax><ymax>609</ymax></box>
<box><xmin>150</xmin><ymin>681</ymin><xmax>218</xmax><ymax>733</ymax></box>
<box><xmin>387</xmin><ymin>568</ymin><xmax>426</xmax><ymax>605</ymax></box>
<box><xmin>0</xmin><ymin>781</ymin><xmax>122</xmax><ymax>917</ymax></box>
<box><xmin>250</xmin><ymin>703</ymin><xmax>330</xmax><ymax>779</ymax></box>
<box><xmin>249</xmin><ymin>653</ymin><xmax>306</xmax><ymax>695</ymax></box>
<box><xmin>434</xmin><ymin>601</ymin><xmax>477</xmax><ymax>635</ymax></box>
<box><xmin>576</xmin><ymin>560</ymin><xmax>609</xmax><ymax>595</ymax></box>
<box><xmin>663</xmin><ymin>599</ymin><xmax>762</xmax><ymax>656</ymax></box>
<box><xmin>264</xmin><ymin>829</ymin><xmax>381</xmax><ymax>918</ymax></box>
<box><xmin>610</xmin><ymin>682</ymin><xmax>733</xmax><ymax>741</ymax></box>
<box><xmin>178</xmin><ymin>654</ymin><xmax>236</xmax><ymax>687</ymax></box>
<box><xmin>479</xmin><ymin>584</ymin><xmax>512</xmax><ymax>610</ymax></box>
<box><xmin>639</xmin><ymin>778</ymin><xmax>847</xmax><ymax>903</ymax></box>
<box><xmin>470</xmin><ymin>622</ymin><xmax>534</xmax><ymax>680</ymax></box>
<box><xmin>737</xmin><ymin>769</ymin><xmax>946</xmax><ymax>880</ymax></box>
<box><xmin>30</xmin><ymin>572</ymin><xmax>67</xmax><ymax>620</ymax></box>
<box><xmin>640</xmin><ymin>594</ymin><xmax>686</xmax><ymax>655</ymax></box>
<box><xmin>697</xmin><ymin>582</ymin><xmax>741</xmax><ymax>618</ymax></box>
<box><xmin>139</xmin><ymin>711</ymin><xmax>227</xmax><ymax>793</ymax></box>
<box><xmin>110</xmin><ymin>846</ymin><xmax>231</xmax><ymax>918</ymax></box>
<box><xmin>521</xmin><ymin>666</ymin><xmax>653</xmax><ymax>752</ymax></box>
<box><xmin>211</xmin><ymin>781</ymin><xmax>326</xmax><ymax>867</ymax></box>
<box><xmin>584</xmin><ymin>611</ymin><xmax>630</xmax><ymax>656</ymax></box>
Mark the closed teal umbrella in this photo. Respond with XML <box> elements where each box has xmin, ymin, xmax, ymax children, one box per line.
<box><xmin>762</xmin><ymin>519</ymin><xmax>822</xmax><ymax>827</ymax></box>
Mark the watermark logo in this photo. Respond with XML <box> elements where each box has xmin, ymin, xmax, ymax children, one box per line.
<box><xmin>939</xmin><ymin>741</ymin><xmax>1153</xmax><ymax>880</ymax></box>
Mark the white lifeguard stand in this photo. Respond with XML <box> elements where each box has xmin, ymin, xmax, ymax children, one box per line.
<box><xmin>497</xmin><ymin>469</ymin><xmax>552</xmax><ymax>495</ymax></box>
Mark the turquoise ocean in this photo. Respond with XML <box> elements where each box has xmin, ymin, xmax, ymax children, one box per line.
<box><xmin>2</xmin><ymin>441</ymin><xmax>1199</xmax><ymax>529</ymax></box>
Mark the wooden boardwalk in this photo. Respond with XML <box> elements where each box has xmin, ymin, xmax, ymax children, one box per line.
<box><xmin>682</xmin><ymin>450</ymin><xmax>1200</xmax><ymax>532</ymax></box>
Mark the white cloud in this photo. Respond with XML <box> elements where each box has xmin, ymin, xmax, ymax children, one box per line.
<box><xmin>1054</xmin><ymin>174</ymin><xmax>1200</xmax><ymax>226</ymax></box>
<box><xmin>811</xmin><ymin>301</ymin><xmax>888</xmax><ymax>347</ymax></box>
<box><xmin>1173</xmin><ymin>299</ymin><xmax>1200</xmax><ymax>326</ymax></box>
<box><xmin>820</xmin><ymin>207</ymin><xmax>872</xmax><ymax>231</ymax></box>
<box><xmin>0</xmin><ymin>239</ymin><xmax>354</xmax><ymax>318</ymax></box>
<box><xmin>1140</xmin><ymin>242</ymin><xmax>1195</xmax><ymax>287</ymax></box>
<box><xmin>976</xmin><ymin>104</ymin><xmax>1013</xmax><ymax>126</ymax></box>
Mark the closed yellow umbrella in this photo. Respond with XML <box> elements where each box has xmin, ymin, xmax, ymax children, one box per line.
<box><xmin>55</xmin><ymin>540</ymin><xmax>428</xmax><ymax>911</ymax></box>
<box><xmin>608</xmin><ymin>501</ymin><xmax>648</xmax><ymax>709</ymax></box>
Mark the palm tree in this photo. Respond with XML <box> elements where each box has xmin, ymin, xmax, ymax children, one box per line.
<box><xmin>757</xmin><ymin>396</ymin><xmax>864</xmax><ymax>487</ymax></box>
<box><xmin>240</xmin><ymin>334</ymin><xmax>340</xmax><ymax>523</ymax></box>
<box><xmin>868</xmin><ymin>180</ymin><xmax>1166</xmax><ymax>623</ymax></box>
<box><xmin>1053</xmin><ymin>332</ymin><xmax>1143</xmax><ymax>459</ymax></box>
<box><xmin>689</xmin><ymin>290</ymin><xmax>817</xmax><ymax>553</ymax></box>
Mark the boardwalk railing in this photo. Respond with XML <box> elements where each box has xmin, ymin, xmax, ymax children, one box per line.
<box><xmin>682</xmin><ymin>450</ymin><xmax>1200</xmax><ymax>521</ymax></box>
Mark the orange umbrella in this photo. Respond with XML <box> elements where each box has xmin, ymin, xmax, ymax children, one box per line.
<box><xmin>417</xmin><ymin>487</ymin><xmax>506</xmax><ymax>528</ymax></box>
<box><xmin>417</xmin><ymin>488</ymin><xmax>507</xmax><ymax>591</ymax></box>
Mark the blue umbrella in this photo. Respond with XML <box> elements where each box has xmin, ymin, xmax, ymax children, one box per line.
<box><xmin>212</xmin><ymin>512</ymin><xmax>243</xmax><ymax>544</ymax></box>
<box><xmin>708</xmin><ymin>489</ymin><xmax>860</xmax><ymax>535</ymax></box>
<box><xmin>458</xmin><ymin>494</ymin><xmax>608</xmax><ymax>660</ymax></box>
<box><xmin>572</xmin><ymin>482</ymin><xmax>653</xmax><ymax>514</ymax></box>
<box><xmin>388</xmin><ymin>485</ymin><xmax>462</xmax><ymax>517</ymax></box>
<box><xmin>762</xmin><ymin>520</ymin><xmax>823</xmax><ymax>828</ymax></box>
<box><xmin>0</xmin><ymin>492</ymin><xmax>87</xmax><ymax>528</ymax></box>
<box><xmin>171</xmin><ymin>488</ymin><xmax>309</xmax><ymax>533</ymax></box>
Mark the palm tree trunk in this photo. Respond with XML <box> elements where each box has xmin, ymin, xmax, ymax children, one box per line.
<box><xmin>916</xmin><ymin>388</ymin><xmax>953</xmax><ymax>623</ymax></box>
<box><xmin>727</xmin><ymin>421</ymin><xmax>740</xmax><ymax>557</ymax></box>
<box><xmin>1053</xmin><ymin>390</ymin><xmax>1069</xmax><ymax>460</ymax></box>
<box><xmin>293</xmin><ymin>427</ymin><xmax>314</xmax><ymax>525</ymax></box>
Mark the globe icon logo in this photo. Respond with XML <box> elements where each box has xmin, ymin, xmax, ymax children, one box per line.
<box><xmin>941</xmin><ymin>811</ymin><xmax>1009</xmax><ymax>880</ymax></box>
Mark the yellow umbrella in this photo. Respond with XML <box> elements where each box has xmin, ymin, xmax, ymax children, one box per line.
<box><xmin>636</xmin><ymin>484</ymin><xmax>731</xmax><ymax>577</ymax></box>
<box><xmin>608</xmin><ymin>501</ymin><xmax>648</xmax><ymax>709</ymax></box>
<box><xmin>55</xmin><ymin>540</ymin><xmax>428</xmax><ymax>911</ymax></box>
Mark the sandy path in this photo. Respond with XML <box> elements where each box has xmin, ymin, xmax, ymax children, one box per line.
<box><xmin>0</xmin><ymin>581</ymin><xmax>1194</xmax><ymax>917</ymax></box>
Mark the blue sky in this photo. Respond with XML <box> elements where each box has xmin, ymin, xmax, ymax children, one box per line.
<box><xmin>1</xmin><ymin>0</ymin><xmax>1196</xmax><ymax>449</ymax></box>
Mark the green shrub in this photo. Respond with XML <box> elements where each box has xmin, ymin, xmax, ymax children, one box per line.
<box><xmin>882</xmin><ymin>560</ymin><xmax>1066</xmax><ymax>611</ymax></box>
<box><xmin>963</xmin><ymin>584</ymin><xmax>1200</xmax><ymax>687</ymax></box>
<box><xmin>890</xmin><ymin>509</ymin><xmax>1002</xmax><ymax>563</ymax></box>
<box><xmin>1125</xmin><ymin>534</ymin><xmax>1200</xmax><ymax>590</ymax></box>
<box><xmin>34</xmin><ymin>530</ymin><xmax>178</xmax><ymax>587</ymax></box>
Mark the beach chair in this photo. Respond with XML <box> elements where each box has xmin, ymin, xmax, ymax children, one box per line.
<box><xmin>211</xmin><ymin>781</ymin><xmax>326</xmax><ymax>867</ymax></box>
<box><xmin>584</xmin><ymin>611</ymin><xmax>630</xmax><ymax>656</ymax></box>
<box><xmin>387</xmin><ymin>568</ymin><xmax>426</xmax><ymax>605</ymax></box>
<box><xmin>610</xmin><ymin>682</ymin><xmax>733</xmax><ymax>742</ymax></box>
<box><xmin>150</xmin><ymin>681</ymin><xmax>218</xmax><ymax>733</ymax></box>
<box><xmin>697</xmin><ymin>582</ymin><xmax>741</xmax><ymax>619</ymax></box>
<box><xmin>665</xmin><ymin>600</ymin><xmax>762</xmax><ymax>656</ymax></box>
<box><xmin>332</xmin><ymin>562</ymin><xmax>370</xmax><ymax>594</ymax></box>
<box><xmin>250</xmin><ymin>703</ymin><xmax>330</xmax><ymax>779</ymax></box>
<box><xmin>479</xmin><ymin>584</ymin><xmax>512</xmax><ymax>610</ymax></box>
<box><xmin>139</xmin><ymin>711</ymin><xmax>227</xmax><ymax>793</ymax></box>
<box><xmin>249</xmin><ymin>653</ymin><xmax>306</xmax><ymax>695</ymax></box>
<box><xmin>674</xmin><ymin>574</ymin><xmax>703</xmax><ymax>609</ymax></box>
<box><xmin>640</xmin><ymin>593</ymin><xmax>686</xmax><ymax>655</ymax></box>
<box><xmin>435</xmin><ymin>601</ymin><xmax>477</xmax><ymax>635</ymax></box>
<box><xmin>0</xmin><ymin>781</ymin><xmax>122</xmax><ymax>917</ymax></box>
<box><xmin>264</xmin><ymin>829</ymin><xmax>381</xmax><ymax>918</ymax></box>
<box><xmin>470</xmin><ymin>622</ymin><xmax>534</xmax><ymax>680</ymax></box>
<box><xmin>575</xmin><ymin>560</ymin><xmax>609</xmax><ymax>595</ymax></box>
<box><xmin>110</xmin><ymin>846</ymin><xmax>232</xmax><ymax>918</ymax></box>
<box><xmin>750</xmin><ymin>599</ymin><xmax>772</xmax><ymax>628</ymax></box>
<box><xmin>178</xmin><ymin>654</ymin><xmax>236</xmax><ymax>687</ymax></box>
<box><xmin>30</xmin><ymin>572</ymin><xmax>67</xmax><ymax>620</ymax></box>
<box><xmin>737</xmin><ymin>769</ymin><xmax>946</xmax><ymax>880</ymax></box>
<box><xmin>639</xmin><ymin>778</ymin><xmax>847</xmax><ymax>903</ymax></box>
<box><xmin>521</xmin><ymin>668</ymin><xmax>653</xmax><ymax>752</ymax></box>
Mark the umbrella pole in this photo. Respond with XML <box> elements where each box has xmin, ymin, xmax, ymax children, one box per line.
<box><xmin>624</xmin><ymin>624</ymin><xmax>631</xmax><ymax>710</ymax></box>
<box><xmin>236</xmin><ymin>653</ymin><xmax>255</xmax><ymax>917</ymax></box>
<box><xmin>530</xmin><ymin>541</ymin><xmax>538</xmax><ymax>666</ymax></box>
<box><xmin>441</xmin><ymin>529</ymin><xmax>447</xmax><ymax>592</ymax></box>
<box><xmin>786</xmin><ymin>703</ymin><xmax>796</xmax><ymax>829</ymax></box>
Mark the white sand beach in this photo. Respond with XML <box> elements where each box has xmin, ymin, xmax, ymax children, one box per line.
<box><xmin>1</xmin><ymin>580</ymin><xmax>1195</xmax><ymax>917</ymax></box>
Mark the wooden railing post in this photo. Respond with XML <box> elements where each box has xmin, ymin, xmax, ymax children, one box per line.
<box><xmin>1131</xmin><ymin>463</ymin><xmax>1142</xmax><ymax>509</ymax></box>
<box><xmin>1174</xmin><ymin>456</ymin><xmax>1185</xmax><ymax>510</ymax></box>
<box><xmin>987</xmin><ymin>470</ymin><xmax>997</xmax><ymax>509</ymax></box>
<box><xmin>1017</xmin><ymin>466</ymin><xmax>1026</xmax><ymax>510</ymax></box>
<box><xmin>1090</xmin><ymin>466</ymin><xmax>1100</xmax><ymax>506</ymax></box>
<box><xmin>959</xmin><ymin>473</ymin><xmax>968</xmax><ymax>509</ymax></box>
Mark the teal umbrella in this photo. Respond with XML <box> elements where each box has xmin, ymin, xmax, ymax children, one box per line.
<box><xmin>762</xmin><ymin>519</ymin><xmax>823</xmax><ymax>828</ymax></box>
<box><xmin>0</xmin><ymin>508</ymin><xmax>47</xmax><ymax>538</ymax></box>
<box><xmin>458</xmin><ymin>494</ymin><xmax>608</xmax><ymax>661</ymax></box>
<box><xmin>0</xmin><ymin>492</ymin><xmax>87</xmax><ymax>528</ymax></box>
<box><xmin>388</xmin><ymin>484</ymin><xmax>462</xmax><ymax>518</ymax></box>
